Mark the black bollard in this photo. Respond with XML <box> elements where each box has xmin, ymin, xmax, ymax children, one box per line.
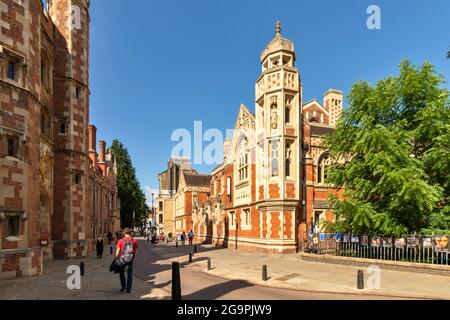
<box><xmin>80</xmin><ymin>262</ymin><xmax>85</xmax><ymax>276</ymax></box>
<box><xmin>207</xmin><ymin>258</ymin><xmax>212</xmax><ymax>271</ymax></box>
<box><xmin>189</xmin><ymin>252</ymin><xmax>192</xmax><ymax>263</ymax></box>
<box><xmin>262</xmin><ymin>264</ymin><xmax>268</xmax><ymax>281</ymax></box>
<box><xmin>176</xmin><ymin>241</ymin><xmax>178</xmax><ymax>248</ymax></box>
<box><xmin>110</xmin><ymin>245</ymin><xmax>113</xmax><ymax>255</ymax></box>
<box><xmin>194</xmin><ymin>245</ymin><xmax>197</xmax><ymax>253</ymax></box>
<box><xmin>172</xmin><ymin>262</ymin><xmax>182</xmax><ymax>300</ymax></box>
<box><xmin>357</xmin><ymin>270</ymin><xmax>364</xmax><ymax>289</ymax></box>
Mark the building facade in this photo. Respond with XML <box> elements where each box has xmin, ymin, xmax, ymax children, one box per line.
<box><xmin>0</xmin><ymin>0</ymin><xmax>120</xmax><ymax>279</ymax></box>
<box><xmin>171</xmin><ymin>22</ymin><xmax>344</xmax><ymax>253</ymax></box>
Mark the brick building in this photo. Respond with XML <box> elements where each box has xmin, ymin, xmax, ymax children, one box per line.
<box><xmin>159</xmin><ymin>22</ymin><xmax>345</xmax><ymax>253</ymax></box>
<box><xmin>0</xmin><ymin>0</ymin><xmax>120</xmax><ymax>279</ymax></box>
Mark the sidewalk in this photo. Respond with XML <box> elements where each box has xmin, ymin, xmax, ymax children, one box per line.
<box><xmin>157</xmin><ymin>242</ymin><xmax>450</xmax><ymax>300</ymax></box>
<box><xmin>0</xmin><ymin>251</ymin><xmax>169</xmax><ymax>300</ymax></box>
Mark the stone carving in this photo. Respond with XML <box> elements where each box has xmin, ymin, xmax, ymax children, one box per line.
<box><xmin>270</xmin><ymin>104</ymin><xmax>278</xmax><ymax>130</ymax></box>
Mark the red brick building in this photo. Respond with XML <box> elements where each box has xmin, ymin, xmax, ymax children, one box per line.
<box><xmin>185</xmin><ymin>22</ymin><xmax>344</xmax><ymax>253</ymax></box>
<box><xmin>0</xmin><ymin>0</ymin><xmax>120</xmax><ymax>279</ymax></box>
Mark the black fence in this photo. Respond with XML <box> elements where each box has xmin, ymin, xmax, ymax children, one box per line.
<box><xmin>304</xmin><ymin>234</ymin><xmax>449</xmax><ymax>265</ymax></box>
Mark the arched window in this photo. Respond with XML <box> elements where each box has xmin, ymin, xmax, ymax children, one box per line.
<box><xmin>41</xmin><ymin>50</ymin><xmax>52</xmax><ymax>92</ymax></box>
<box><xmin>308</xmin><ymin>117</ymin><xmax>321</xmax><ymax>124</ymax></box>
<box><xmin>317</xmin><ymin>152</ymin><xmax>332</xmax><ymax>184</ymax></box>
<box><xmin>285</xmin><ymin>105</ymin><xmax>291</xmax><ymax>123</ymax></box>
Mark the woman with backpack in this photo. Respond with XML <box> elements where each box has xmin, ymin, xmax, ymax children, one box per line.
<box><xmin>115</xmin><ymin>228</ymin><xmax>138</xmax><ymax>293</ymax></box>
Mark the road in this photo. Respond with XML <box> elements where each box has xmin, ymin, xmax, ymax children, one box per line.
<box><xmin>133</xmin><ymin>240</ymin><xmax>403</xmax><ymax>300</ymax></box>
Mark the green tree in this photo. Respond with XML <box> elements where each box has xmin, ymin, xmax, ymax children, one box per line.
<box><xmin>110</xmin><ymin>140</ymin><xmax>149</xmax><ymax>229</ymax></box>
<box><xmin>323</xmin><ymin>61</ymin><xmax>450</xmax><ymax>236</ymax></box>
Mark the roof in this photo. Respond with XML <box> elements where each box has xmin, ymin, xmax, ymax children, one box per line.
<box><xmin>183</xmin><ymin>172</ymin><xmax>211</xmax><ymax>187</ymax></box>
<box><xmin>310</xmin><ymin>125</ymin><xmax>335</xmax><ymax>137</ymax></box>
<box><xmin>260</xmin><ymin>21</ymin><xmax>295</xmax><ymax>63</ymax></box>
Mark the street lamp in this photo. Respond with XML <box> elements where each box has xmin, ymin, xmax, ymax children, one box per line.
<box><xmin>151</xmin><ymin>192</ymin><xmax>155</xmax><ymax>233</ymax></box>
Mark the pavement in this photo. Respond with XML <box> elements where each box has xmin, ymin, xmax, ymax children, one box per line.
<box><xmin>153</xmin><ymin>241</ymin><xmax>450</xmax><ymax>300</ymax></box>
<box><xmin>0</xmin><ymin>248</ymin><xmax>169</xmax><ymax>300</ymax></box>
<box><xmin>1</xmin><ymin>239</ymin><xmax>448</xmax><ymax>300</ymax></box>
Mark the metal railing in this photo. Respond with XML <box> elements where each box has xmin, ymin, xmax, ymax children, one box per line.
<box><xmin>304</xmin><ymin>234</ymin><xmax>449</xmax><ymax>265</ymax></box>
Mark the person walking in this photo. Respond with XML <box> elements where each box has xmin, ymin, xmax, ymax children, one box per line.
<box><xmin>107</xmin><ymin>232</ymin><xmax>113</xmax><ymax>245</ymax></box>
<box><xmin>96</xmin><ymin>237</ymin><xmax>104</xmax><ymax>259</ymax></box>
<box><xmin>181</xmin><ymin>231</ymin><xmax>186</xmax><ymax>246</ymax></box>
<box><xmin>115</xmin><ymin>228</ymin><xmax>138</xmax><ymax>293</ymax></box>
<box><xmin>188</xmin><ymin>230</ymin><xmax>194</xmax><ymax>245</ymax></box>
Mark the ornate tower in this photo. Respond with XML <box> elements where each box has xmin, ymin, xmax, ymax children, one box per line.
<box><xmin>255</xmin><ymin>22</ymin><xmax>302</xmax><ymax>253</ymax></box>
<box><xmin>49</xmin><ymin>0</ymin><xmax>91</xmax><ymax>258</ymax></box>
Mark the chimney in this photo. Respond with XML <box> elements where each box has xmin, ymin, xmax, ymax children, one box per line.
<box><xmin>99</xmin><ymin>140</ymin><xmax>107</xmax><ymax>176</ymax></box>
<box><xmin>323</xmin><ymin>89</ymin><xmax>343</xmax><ymax>127</ymax></box>
<box><xmin>88</xmin><ymin>125</ymin><xmax>97</xmax><ymax>152</ymax></box>
<box><xmin>88</xmin><ymin>125</ymin><xmax>97</xmax><ymax>166</ymax></box>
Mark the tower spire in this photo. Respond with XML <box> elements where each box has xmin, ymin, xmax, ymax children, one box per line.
<box><xmin>275</xmin><ymin>20</ymin><xmax>281</xmax><ymax>36</ymax></box>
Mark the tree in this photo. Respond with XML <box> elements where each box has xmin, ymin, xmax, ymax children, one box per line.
<box><xmin>110</xmin><ymin>140</ymin><xmax>149</xmax><ymax>229</ymax></box>
<box><xmin>323</xmin><ymin>61</ymin><xmax>450</xmax><ymax>236</ymax></box>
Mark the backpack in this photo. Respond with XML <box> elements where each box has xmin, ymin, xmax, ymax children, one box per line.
<box><xmin>119</xmin><ymin>238</ymin><xmax>134</xmax><ymax>264</ymax></box>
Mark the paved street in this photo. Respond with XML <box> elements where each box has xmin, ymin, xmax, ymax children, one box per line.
<box><xmin>2</xmin><ymin>238</ymin><xmax>448</xmax><ymax>300</ymax></box>
<box><xmin>135</xmin><ymin>238</ymin><xmax>450</xmax><ymax>300</ymax></box>
<box><xmin>133</xmin><ymin>239</ymin><xmax>416</xmax><ymax>300</ymax></box>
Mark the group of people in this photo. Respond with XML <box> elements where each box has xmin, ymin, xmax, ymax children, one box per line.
<box><xmin>179</xmin><ymin>230</ymin><xmax>195</xmax><ymax>245</ymax></box>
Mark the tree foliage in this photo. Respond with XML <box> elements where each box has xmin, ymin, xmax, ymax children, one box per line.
<box><xmin>323</xmin><ymin>61</ymin><xmax>450</xmax><ymax>235</ymax></box>
<box><xmin>110</xmin><ymin>140</ymin><xmax>149</xmax><ymax>229</ymax></box>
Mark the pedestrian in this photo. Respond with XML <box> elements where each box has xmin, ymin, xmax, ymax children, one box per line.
<box><xmin>96</xmin><ymin>237</ymin><xmax>104</xmax><ymax>259</ymax></box>
<box><xmin>107</xmin><ymin>232</ymin><xmax>113</xmax><ymax>245</ymax></box>
<box><xmin>188</xmin><ymin>230</ymin><xmax>194</xmax><ymax>245</ymax></box>
<box><xmin>181</xmin><ymin>231</ymin><xmax>186</xmax><ymax>246</ymax></box>
<box><xmin>115</xmin><ymin>228</ymin><xmax>138</xmax><ymax>293</ymax></box>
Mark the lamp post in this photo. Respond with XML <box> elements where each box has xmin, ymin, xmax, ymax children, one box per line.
<box><xmin>151</xmin><ymin>192</ymin><xmax>155</xmax><ymax>234</ymax></box>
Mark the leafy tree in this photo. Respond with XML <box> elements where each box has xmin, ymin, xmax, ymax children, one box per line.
<box><xmin>323</xmin><ymin>61</ymin><xmax>450</xmax><ymax>236</ymax></box>
<box><xmin>110</xmin><ymin>140</ymin><xmax>149</xmax><ymax>229</ymax></box>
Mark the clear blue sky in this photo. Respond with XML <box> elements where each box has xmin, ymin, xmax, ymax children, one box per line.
<box><xmin>89</xmin><ymin>0</ymin><xmax>450</xmax><ymax>206</ymax></box>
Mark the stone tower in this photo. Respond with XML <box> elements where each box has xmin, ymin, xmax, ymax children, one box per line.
<box><xmin>255</xmin><ymin>21</ymin><xmax>302</xmax><ymax>252</ymax></box>
<box><xmin>49</xmin><ymin>0</ymin><xmax>91</xmax><ymax>258</ymax></box>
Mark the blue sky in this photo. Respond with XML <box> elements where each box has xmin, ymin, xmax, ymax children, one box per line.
<box><xmin>89</xmin><ymin>0</ymin><xmax>450</xmax><ymax>206</ymax></box>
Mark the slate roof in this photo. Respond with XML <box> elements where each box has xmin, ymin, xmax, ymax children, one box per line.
<box><xmin>183</xmin><ymin>172</ymin><xmax>211</xmax><ymax>187</ymax></box>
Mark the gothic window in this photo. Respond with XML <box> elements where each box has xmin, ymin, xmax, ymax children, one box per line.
<box><xmin>271</xmin><ymin>140</ymin><xmax>279</xmax><ymax>177</ymax></box>
<box><xmin>238</xmin><ymin>139</ymin><xmax>249</xmax><ymax>181</ymax></box>
<box><xmin>41</xmin><ymin>50</ymin><xmax>52</xmax><ymax>91</ymax></box>
<box><xmin>317</xmin><ymin>152</ymin><xmax>332</xmax><ymax>184</ymax></box>
<box><xmin>285</xmin><ymin>106</ymin><xmax>291</xmax><ymax>123</ymax></box>
<box><xmin>285</xmin><ymin>142</ymin><xmax>293</xmax><ymax>178</ymax></box>
<box><xmin>309</xmin><ymin>117</ymin><xmax>321</xmax><ymax>124</ymax></box>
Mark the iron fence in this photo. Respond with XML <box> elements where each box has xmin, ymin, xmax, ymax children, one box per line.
<box><xmin>304</xmin><ymin>234</ymin><xmax>449</xmax><ymax>265</ymax></box>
